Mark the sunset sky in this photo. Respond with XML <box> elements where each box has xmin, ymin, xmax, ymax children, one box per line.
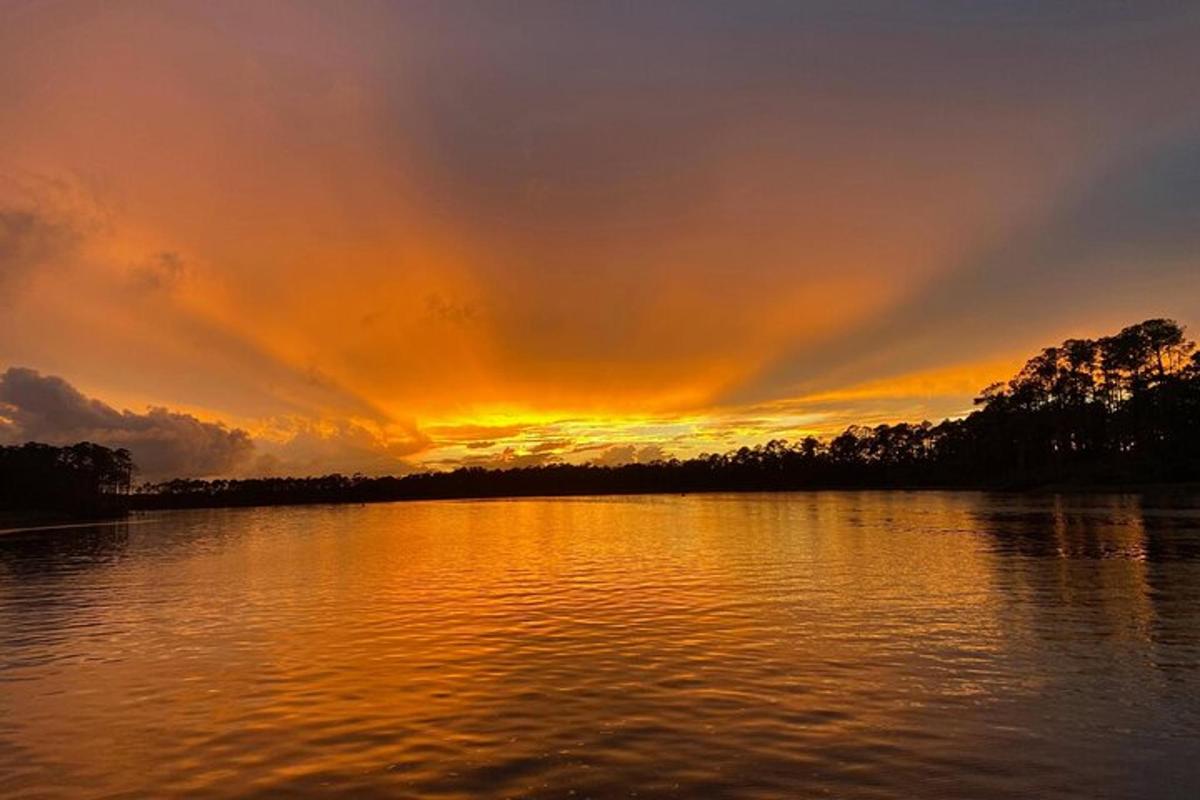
<box><xmin>2</xmin><ymin>1</ymin><xmax>1199</xmax><ymax>479</ymax></box>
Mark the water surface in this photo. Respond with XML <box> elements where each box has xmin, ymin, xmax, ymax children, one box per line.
<box><xmin>2</xmin><ymin>492</ymin><xmax>1199</xmax><ymax>798</ymax></box>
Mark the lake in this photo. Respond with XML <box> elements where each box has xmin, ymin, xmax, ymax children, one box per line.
<box><xmin>2</xmin><ymin>492</ymin><xmax>1199</xmax><ymax>798</ymax></box>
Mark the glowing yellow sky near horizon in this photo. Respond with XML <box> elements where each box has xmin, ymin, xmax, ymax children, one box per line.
<box><xmin>2</xmin><ymin>3</ymin><xmax>1199</xmax><ymax>477</ymax></box>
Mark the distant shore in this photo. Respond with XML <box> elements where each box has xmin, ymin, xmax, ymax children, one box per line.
<box><xmin>5</xmin><ymin>481</ymin><xmax>1198</xmax><ymax>535</ymax></box>
<box><xmin>0</xmin><ymin>509</ymin><xmax>129</xmax><ymax>536</ymax></box>
<box><xmin>127</xmin><ymin>479</ymin><xmax>1200</xmax><ymax>513</ymax></box>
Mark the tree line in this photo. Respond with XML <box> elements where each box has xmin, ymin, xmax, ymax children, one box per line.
<box><xmin>133</xmin><ymin>318</ymin><xmax>1200</xmax><ymax>509</ymax></box>
<box><xmin>0</xmin><ymin>442</ymin><xmax>133</xmax><ymax>520</ymax></box>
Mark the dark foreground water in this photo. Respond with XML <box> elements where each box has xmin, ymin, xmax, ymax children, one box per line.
<box><xmin>2</xmin><ymin>493</ymin><xmax>1199</xmax><ymax>799</ymax></box>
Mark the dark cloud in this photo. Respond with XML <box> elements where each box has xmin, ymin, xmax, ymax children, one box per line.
<box><xmin>0</xmin><ymin>367</ymin><xmax>253</xmax><ymax>479</ymax></box>
<box><xmin>591</xmin><ymin>443</ymin><xmax>669</xmax><ymax>466</ymax></box>
<box><xmin>438</xmin><ymin>447</ymin><xmax>559</xmax><ymax>471</ymax></box>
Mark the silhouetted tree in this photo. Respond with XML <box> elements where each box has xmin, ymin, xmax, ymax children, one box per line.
<box><xmin>0</xmin><ymin>442</ymin><xmax>133</xmax><ymax>520</ymax></box>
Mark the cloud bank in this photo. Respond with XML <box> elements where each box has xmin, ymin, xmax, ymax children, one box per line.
<box><xmin>0</xmin><ymin>367</ymin><xmax>253</xmax><ymax>479</ymax></box>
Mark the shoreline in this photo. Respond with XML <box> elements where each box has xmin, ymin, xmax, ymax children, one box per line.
<box><xmin>7</xmin><ymin>482</ymin><xmax>1198</xmax><ymax>533</ymax></box>
<box><xmin>127</xmin><ymin>480</ymin><xmax>1200</xmax><ymax>513</ymax></box>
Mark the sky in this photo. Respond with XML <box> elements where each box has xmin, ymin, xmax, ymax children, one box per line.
<box><xmin>1</xmin><ymin>1</ymin><xmax>1199</xmax><ymax>479</ymax></box>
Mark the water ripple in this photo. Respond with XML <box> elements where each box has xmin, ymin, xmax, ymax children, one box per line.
<box><xmin>2</xmin><ymin>493</ymin><xmax>1199</xmax><ymax>798</ymax></box>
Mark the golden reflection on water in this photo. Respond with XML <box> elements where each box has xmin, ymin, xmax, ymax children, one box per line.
<box><xmin>2</xmin><ymin>492</ymin><xmax>1199</xmax><ymax>799</ymax></box>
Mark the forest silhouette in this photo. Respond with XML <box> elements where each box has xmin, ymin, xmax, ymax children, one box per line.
<box><xmin>0</xmin><ymin>442</ymin><xmax>133</xmax><ymax>522</ymax></box>
<box><xmin>134</xmin><ymin>318</ymin><xmax>1200</xmax><ymax>509</ymax></box>
<box><xmin>4</xmin><ymin>318</ymin><xmax>1198</xmax><ymax>518</ymax></box>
